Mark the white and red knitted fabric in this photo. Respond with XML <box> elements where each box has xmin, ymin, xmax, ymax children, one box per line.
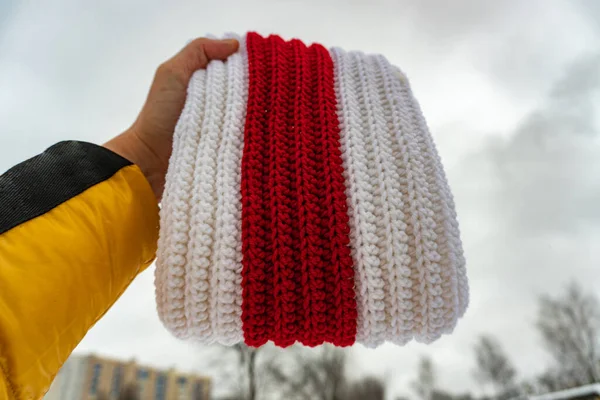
<box><xmin>155</xmin><ymin>32</ymin><xmax>468</xmax><ymax>348</ymax></box>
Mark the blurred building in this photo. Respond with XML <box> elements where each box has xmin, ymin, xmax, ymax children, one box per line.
<box><xmin>43</xmin><ymin>354</ymin><xmax>211</xmax><ymax>400</ymax></box>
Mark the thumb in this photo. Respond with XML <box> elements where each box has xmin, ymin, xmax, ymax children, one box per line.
<box><xmin>199</xmin><ymin>38</ymin><xmax>240</xmax><ymax>62</ymax></box>
<box><xmin>168</xmin><ymin>38</ymin><xmax>239</xmax><ymax>83</ymax></box>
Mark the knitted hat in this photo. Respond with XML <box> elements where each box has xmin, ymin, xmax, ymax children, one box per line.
<box><xmin>155</xmin><ymin>32</ymin><xmax>468</xmax><ymax>348</ymax></box>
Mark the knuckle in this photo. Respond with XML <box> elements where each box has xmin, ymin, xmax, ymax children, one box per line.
<box><xmin>156</xmin><ymin>61</ymin><xmax>187</xmax><ymax>86</ymax></box>
<box><xmin>156</xmin><ymin>62</ymin><xmax>173</xmax><ymax>76</ymax></box>
<box><xmin>190</xmin><ymin>37</ymin><xmax>209</xmax><ymax>47</ymax></box>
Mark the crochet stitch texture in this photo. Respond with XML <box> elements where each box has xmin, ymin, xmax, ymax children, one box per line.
<box><xmin>156</xmin><ymin>32</ymin><xmax>469</xmax><ymax>348</ymax></box>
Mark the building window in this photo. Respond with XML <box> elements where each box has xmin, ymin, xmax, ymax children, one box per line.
<box><xmin>193</xmin><ymin>381</ymin><xmax>204</xmax><ymax>400</ymax></box>
<box><xmin>177</xmin><ymin>377</ymin><xmax>188</xmax><ymax>400</ymax></box>
<box><xmin>89</xmin><ymin>363</ymin><xmax>102</xmax><ymax>395</ymax></box>
<box><xmin>137</xmin><ymin>368</ymin><xmax>149</xmax><ymax>380</ymax></box>
<box><xmin>137</xmin><ymin>368</ymin><xmax>149</xmax><ymax>398</ymax></box>
<box><xmin>110</xmin><ymin>365</ymin><xmax>123</xmax><ymax>399</ymax></box>
<box><xmin>155</xmin><ymin>373</ymin><xmax>168</xmax><ymax>400</ymax></box>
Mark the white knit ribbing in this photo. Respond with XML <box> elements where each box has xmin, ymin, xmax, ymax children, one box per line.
<box><xmin>382</xmin><ymin>61</ymin><xmax>446</xmax><ymax>343</ymax></box>
<box><xmin>366</xmin><ymin>55</ymin><xmax>414</xmax><ymax>344</ymax></box>
<box><xmin>331</xmin><ymin>48</ymin><xmax>386</xmax><ymax>346</ymax></box>
<box><xmin>156</xmin><ymin>38</ymin><xmax>246</xmax><ymax>344</ymax></box>
<box><xmin>354</xmin><ymin>51</ymin><xmax>398</xmax><ymax>346</ymax></box>
<box><xmin>185</xmin><ymin>61</ymin><xmax>227</xmax><ymax>341</ymax></box>
<box><xmin>210</xmin><ymin>34</ymin><xmax>247</xmax><ymax>344</ymax></box>
<box><xmin>388</xmin><ymin>64</ymin><xmax>469</xmax><ymax>324</ymax></box>
<box><xmin>332</xmin><ymin>48</ymin><xmax>467</xmax><ymax>346</ymax></box>
<box><xmin>156</xmin><ymin>67</ymin><xmax>208</xmax><ymax>339</ymax></box>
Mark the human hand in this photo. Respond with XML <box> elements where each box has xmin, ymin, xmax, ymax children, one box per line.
<box><xmin>104</xmin><ymin>38</ymin><xmax>239</xmax><ymax>201</ymax></box>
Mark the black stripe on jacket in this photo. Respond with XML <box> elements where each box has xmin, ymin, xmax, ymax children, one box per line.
<box><xmin>0</xmin><ymin>141</ymin><xmax>132</xmax><ymax>235</ymax></box>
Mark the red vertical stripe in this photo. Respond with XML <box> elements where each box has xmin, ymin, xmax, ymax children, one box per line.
<box><xmin>297</xmin><ymin>41</ymin><xmax>327</xmax><ymax>346</ymax></box>
<box><xmin>241</xmin><ymin>34</ymin><xmax>273</xmax><ymax>347</ymax></box>
<box><xmin>267</xmin><ymin>35</ymin><xmax>297</xmax><ymax>347</ymax></box>
<box><xmin>241</xmin><ymin>32</ymin><xmax>357</xmax><ymax>347</ymax></box>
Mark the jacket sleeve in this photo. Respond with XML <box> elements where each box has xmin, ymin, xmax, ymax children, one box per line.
<box><xmin>0</xmin><ymin>141</ymin><xmax>159</xmax><ymax>400</ymax></box>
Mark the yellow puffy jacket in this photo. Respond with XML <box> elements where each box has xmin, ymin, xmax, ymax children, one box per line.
<box><xmin>0</xmin><ymin>141</ymin><xmax>159</xmax><ymax>400</ymax></box>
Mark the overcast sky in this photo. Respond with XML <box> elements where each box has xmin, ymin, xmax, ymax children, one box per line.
<box><xmin>1</xmin><ymin>0</ymin><xmax>600</xmax><ymax>397</ymax></box>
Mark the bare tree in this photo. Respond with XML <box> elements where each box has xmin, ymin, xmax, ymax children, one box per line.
<box><xmin>264</xmin><ymin>345</ymin><xmax>347</xmax><ymax>400</ymax></box>
<box><xmin>342</xmin><ymin>377</ymin><xmax>385</xmax><ymax>400</ymax></box>
<box><xmin>210</xmin><ymin>343</ymin><xmax>349</xmax><ymax>400</ymax></box>
<box><xmin>536</xmin><ymin>282</ymin><xmax>600</xmax><ymax>387</ymax></box>
<box><xmin>413</xmin><ymin>356</ymin><xmax>436</xmax><ymax>400</ymax></box>
<box><xmin>534</xmin><ymin>369</ymin><xmax>573</xmax><ymax>394</ymax></box>
<box><xmin>313</xmin><ymin>345</ymin><xmax>347</xmax><ymax>400</ymax></box>
<box><xmin>213</xmin><ymin>343</ymin><xmax>389</xmax><ymax>400</ymax></box>
<box><xmin>430</xmin><ymin>391</ymin><xmax>455</xmax><ymax>400</ymax></box>
<box><xmin>209</xmin><ymin>343</ymin><xmax>262</xmax><ymax>400</ymax></box>
<box><xmin>232</xmin><ymin>343</ymin><xmax>260</xmax><ymax>400</ymax></box>
<box><xmin>473</xmin><ymin>335</ymin><xmax>517</xmax><ymax>397</ymax></box>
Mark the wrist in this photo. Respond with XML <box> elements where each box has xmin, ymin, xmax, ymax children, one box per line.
<box><xmin>103</xmin><ymin>129</ymin><xmax>165</xmax><ymax>201</ymax></box>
